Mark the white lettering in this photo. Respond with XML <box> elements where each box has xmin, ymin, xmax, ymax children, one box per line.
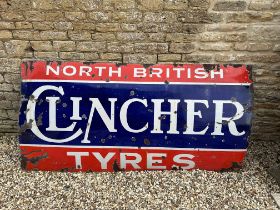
<box><xmin>46</xmin><ymin>65</ymin><xmax>59</xmax><ymax>75</ymax></box>
<box><xmin>46</xmin><ymin>96</ymin><xmax>77</xmax><ymax>131</ymax></box>
<box><xmin>173</xmin><ymin>68</ymin><xmax>184</xmax><ymax>78</ymax></box>
<box><xmin>211</xmin><ymin>100</ymin><xmax>245</xmax><ymax>136</ymax></box>
<box><xmin>26</xmin><ymin>85</ymin><xmax>82</xmax><ymax>143</ymax></box>
<box><xmin>211</xmin><ymin>69</ymin><xmax>224</xmax><ymax>78</ymax></box>
<box><xmin>79</xmin><ymin>66</ymin><xmax>92</xmax><ymax>76</ymax></box>
<box><xmin>195</xmin><ymin>68</ymin><xmax>208</xmax><ymax>79</ymax></box>
<box><xmin>120</xmin><ymin>98</ymin><xmax>148</xmax><ymax>133</ymax></box>
<box><xmin>173</xmin><ymin>154</ymin><xmax>195</xmax><ymax>169</ymax></box>
<box><xmin>147</xmin><ymin>153</ymin><xmax>166</xmax><ymax>169</ymax></box>
<box><xmin>149</xmin><ymin>67</ymin><xmax>163</xmax><ymax>78</ymax></box>
<box><xmin>63</xmin><ymin>65</ymin><xmax>76</xmax><ymax>76</ymax></box>
<box><xmin>184</xmin><ymin>100</ymin><xmax>209</xmax><ymax>135</ymax></box>
<box><xmin>134</xmin><ymin>68</ymin><xmax>146</xmax><ymax>77</ymax></box>
<box><xmin>92</xmin><ymin>152</ymin><xmax>115</xmax><ymax>170</ymax></box>
<box><xmin>120</xmin><ymin>153</ymin><xmax>142</xmax><ymax>169</ymax></box>
<box><xmin>95</xmin><ymin>66</ymin><xmax>106</xmax><ymax>77</ymax></box>
<box><xmin>67</xmin><ymin>152</ymin><xmax>89</xmax><ymax>169</ymax></box>
<box><xmin>70</xmin><ymin>97</ymin><xmax>82</xmax><ymax>120</ymax></box>
<box><xmin>109</xmin><ymin>67</ymin><xmax>122</xmax><ymax>77</ymax></box>
<box><xmin>151</xmin><ymin>99</ymin><xmax>180</xmax><ymax>134</ymax></box>
<box><xmin>82</xmin><ymin>98</ymin><xmax>117</xmax><ymax>143</ymax></box>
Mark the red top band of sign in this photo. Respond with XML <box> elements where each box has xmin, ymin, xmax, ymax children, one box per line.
<box><xmin>21</xmin><ymin>61</ymin><xmax>252</xmax><ymax>84</ymax></box>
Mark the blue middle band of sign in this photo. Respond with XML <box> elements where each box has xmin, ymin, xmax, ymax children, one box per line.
<box><xmin>19</xmin><ymin>82</ymin><xmax>252</xmax><ymax>149</ymax></box>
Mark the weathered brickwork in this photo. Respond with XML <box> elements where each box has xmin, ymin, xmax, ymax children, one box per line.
<box><xmin>0</xmin><ymin>0</ymin><xmax>279</xmax><ymax>140</ymax></box>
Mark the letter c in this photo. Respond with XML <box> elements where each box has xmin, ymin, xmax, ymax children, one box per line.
<box><xmin>26</xmin><ymin>85</ymin><xmax>83</xmax><ymax>143</ymax></box>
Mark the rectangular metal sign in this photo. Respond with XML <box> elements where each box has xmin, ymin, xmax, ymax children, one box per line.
<box><xmin>19</xmin><ymin>61</ymin><xmax>253</xmax><ymax>172</ymax></box>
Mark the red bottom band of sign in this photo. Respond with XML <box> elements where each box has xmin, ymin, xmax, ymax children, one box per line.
<box><xmin>20</xmin><ymin>145</ymin><xmax>247</xmax><ymax>172</ymax></box>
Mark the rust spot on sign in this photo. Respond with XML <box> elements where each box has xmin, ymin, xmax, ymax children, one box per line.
<box><xmin>21</xmin><ymin>151</ymin><xmax>48</xmax><ymax>170</ymax></box>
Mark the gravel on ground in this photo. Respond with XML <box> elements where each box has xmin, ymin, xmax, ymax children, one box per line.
<box><xmin>0</xmin><ymin>136</ymin><xmax>279</xmax><ymax>209</ymax></box>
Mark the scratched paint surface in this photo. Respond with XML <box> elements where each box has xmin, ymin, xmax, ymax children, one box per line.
<box><xmin>19</xmin><ymin>61</ymin><xmax>253</xmax><ymax>172</ymax></box>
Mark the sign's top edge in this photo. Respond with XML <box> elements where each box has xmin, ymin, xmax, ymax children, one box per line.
<box><xmin>20</xmin><ymin>60</ymin><xmax>253</xmax><ymax>66</ymax></box>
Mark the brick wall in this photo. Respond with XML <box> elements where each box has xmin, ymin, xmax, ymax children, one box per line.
<box><xmin>0</xmin><ymin>0</ymin><xmax>279</xmax><ymax>140</ymax></box>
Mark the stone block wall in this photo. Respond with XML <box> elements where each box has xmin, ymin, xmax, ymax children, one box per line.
<box><xmin>0</xmin><ymin>0</ymin><xmax>279</xmax><ymax>140</ymax></box>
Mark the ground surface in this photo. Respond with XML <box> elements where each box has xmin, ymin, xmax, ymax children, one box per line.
<box><xmin>0</xmin><ymin>136</ymin><xmax>279</xmax><ymax>210</ymax></box>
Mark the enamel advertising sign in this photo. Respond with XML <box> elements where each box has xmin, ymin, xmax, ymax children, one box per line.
<box><xmin>19</xmin><ymin>61</ymin><xmax>253</xmax><ymax>172</ymax></box>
